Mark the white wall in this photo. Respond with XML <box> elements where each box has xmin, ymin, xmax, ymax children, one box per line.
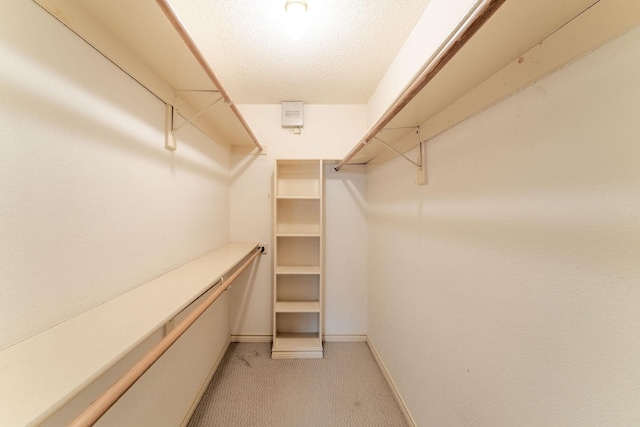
<box><xmin>367</xmin><ymin>26</ymin><xmax>640</xmax><ymax>426</ymax></box>
<box><xmin>228</xmin><ymin>104</ymin><xmax>368</xmax><ymax>339</ymax></box>
<box><xmin>325</xmin><ymin>165</ymin><xmax>368</xmax><ymax>337</ymax></box>
<box><xmin>0</xmin><ymin>0</ymin><xmax>231</xmax><ymax>350</ymax></box>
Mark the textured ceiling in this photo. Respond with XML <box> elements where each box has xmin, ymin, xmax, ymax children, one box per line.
<box><xmin>165</xmin><ymin>0</ymin><xmax>431</xmax><ymax>104</ymax></box>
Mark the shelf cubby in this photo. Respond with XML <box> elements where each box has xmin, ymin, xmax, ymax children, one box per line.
<box><xmin>276</xmin><ymin>274</ymin><xmax>320</xmax><ymax>302</ymax></box>
<box><xmin>275</xmin><ymin>160</ymin><xmax>322</xmax><ymax>198</ymax></box>
<box><xmin>276</xmin><ymin>236</ymin><xmax>320</xmax><ymax>268</ymax></box>
<box><xmin>275</xmin><ymin>312</ymin><xmax>320</xmax><ymax>334</ymax></box>
<box><xmin>275</xmin><ymin>198</ymin><xmax>321</xmax><ymax>235</ymax></box>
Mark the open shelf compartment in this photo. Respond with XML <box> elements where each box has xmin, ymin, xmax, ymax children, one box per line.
<box><xmin>275</xmin><ymin>160</ymin><xmax>322</xmax><ymax>198</ymax></box>
<box><xmin>273</xmin><ymin>313</ymin><xmax>322</xmax><ymax>359</ymax></box>
<box><xmin>276</xmin><ymin>274</ymin><xmax>320</xmax><ymax>302</ymax></box>
<box><xmin>276</xmin><ymin>236</ymin><xmax>320</xmax><ymax>267</ymax></box>
<box><xmin>275</xmin><ymin>198</ymin><xmax>321</xmax><ymax>235</ymax></box>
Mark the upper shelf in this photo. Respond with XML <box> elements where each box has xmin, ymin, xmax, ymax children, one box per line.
<box><xmin>34</xmin><ymin>0</ymin><xmax>262</xmax><ymax>150</ymax></box>
<box><xmin>336</xmin><ymin>0</ymin><xmax>640</xmax><ymax>170</ymax></box>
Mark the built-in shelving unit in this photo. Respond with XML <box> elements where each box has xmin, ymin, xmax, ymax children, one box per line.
<box><xmin>272</xmin><ymin>160</ymin><xmax>323</xmax><ymax>359</ymax></box>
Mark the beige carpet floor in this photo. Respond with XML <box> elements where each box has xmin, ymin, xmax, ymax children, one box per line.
<box><xmin>187</xmin><ymin>342</ymin><xmax>408</xmax><ymax>427</ymax></box>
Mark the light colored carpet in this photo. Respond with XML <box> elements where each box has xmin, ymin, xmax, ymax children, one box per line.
<box><xmin>187</xmin><ymin>342</ymin><xmax>408</xmax><ymax>427</ymax></box>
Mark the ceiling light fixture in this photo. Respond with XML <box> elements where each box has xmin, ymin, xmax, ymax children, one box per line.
<box><xmin>285</xmin><ymin>0</ymin><xmax>308</xmax><ymax>41</ymax></box>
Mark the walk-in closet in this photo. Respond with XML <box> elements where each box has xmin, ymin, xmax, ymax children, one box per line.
<box><xmin>2</xmin><ymin>0</ymin><xmax>639</xmax><ymax>425</ymax></box>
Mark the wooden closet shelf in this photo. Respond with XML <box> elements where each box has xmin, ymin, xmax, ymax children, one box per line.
<box><xmin>0</xmin><ymin>242</ymin><xmax>260</xmax><ymax>426</ymax></box>
<box><xmin>276</xmin><ymin>266</ymin><xmax>321</xmax><ymax>275</ymax></box>
<box><xmin>275</xmin><ymin>301</ymin><xmax>321</xmax><ymax>313</ymax></box>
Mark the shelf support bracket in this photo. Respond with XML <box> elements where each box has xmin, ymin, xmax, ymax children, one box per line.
<box><xmin>172</xmin><ymin>95</ymin><xmax>224</xmax><ymax>135</ymax></box>
<box><xmin>416</xmin><ymin>126</ymin><xmax>426</xmax><ymax>185</ymax></box>
<box><xmin>417</xmin><ymin>140</ymin><xmax>427</xmax><ymax>185</ymax></box>
<box><xmin>372</xmin><ymin>135</ymin><xmax>427</xmax><ymax>186</ymax></box>
<box><xmin>372</xmin><ymin>136</ymin><xmax>421</xmax><ymax>168</ymax></box>
<box><xmin>165</xmin><ymin>103</ymin><xmax>176</xmax><ymax>151</ymax></box>
<box><xmin>164</xmin><ymin>95</ymin><xmax>223</xmax><ymax>151</ymax></box>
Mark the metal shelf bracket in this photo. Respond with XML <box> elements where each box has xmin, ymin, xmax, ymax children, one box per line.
<box><xmin>164</xmin><ymin>93</ymin><xmax>224</xmax><ymax>151</ymax></box>
<box><xmin>372</xmin><ymin>127</ymin><xmax>427</xmax><ymax>185</ymax></box>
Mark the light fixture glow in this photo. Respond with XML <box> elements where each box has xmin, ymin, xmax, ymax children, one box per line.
<box><xmin>285</xmin><ymin>0</ymin><xmax>308</xmax><ymax>41</ymax></box>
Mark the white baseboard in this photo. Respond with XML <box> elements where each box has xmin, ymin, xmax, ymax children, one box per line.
<box><xmin>324</xmin><ymin>334</ymin><xmax>367</xmax><ymax>342</ymax></box>
<box><xmin>231</xmin><ymin>335</ymin><xmax>368</xmax><ymax>343</ymax></box>
<box><xmin>366</xmin><ymin>337</ymin><xmax>416</xmax><ymax>427</ymax></box>
<box><xmin>231</xmin><ymin>334</ymin><xmax>272</xmax><ymax>343</ymax></box>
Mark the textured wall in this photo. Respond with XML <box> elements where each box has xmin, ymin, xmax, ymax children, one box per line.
<box><xmin>0</xmin><ymin>1</ymin><xmax>230</xmax><ymax>350</ymax></box>
<box><xmin>324</xmin><ymin>165</ymin><xmax>368</xmax><ymax>337</ymax></box>
<box><xmin>367</xmin><ymin>27</ymin><xmax>640</xmax><ymax>426</ymax></box>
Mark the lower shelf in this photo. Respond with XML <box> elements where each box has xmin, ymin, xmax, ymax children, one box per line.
<box><xmin>272</xmin><ymin>334</ymin><xmax>323</xmax><ymax>359</ymax></box>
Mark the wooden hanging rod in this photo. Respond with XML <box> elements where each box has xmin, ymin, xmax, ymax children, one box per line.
<box><xmin>334</xmin><ymin>0</ymin><xmax>506</xmax><ymax>171</ymax></box>
<box><xmin>155</xmin><ymin>0</ymin><xmax>264</xmax><ymax>152</ymax></box>
<box><xmin>68</xmin><ymin>245</ymin><xmax>263</xmax><ymax>427</ymax></box>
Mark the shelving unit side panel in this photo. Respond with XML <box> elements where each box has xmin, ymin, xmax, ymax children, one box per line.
<box><xmin>318</xmin><ymin>161</ymin><xmax>324</xmax><ymax>343</ymax></box>
<box><xmin>272</xmin><ymin>161</ymin><xmax>279</xmax><ymax>344</ymax></box>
